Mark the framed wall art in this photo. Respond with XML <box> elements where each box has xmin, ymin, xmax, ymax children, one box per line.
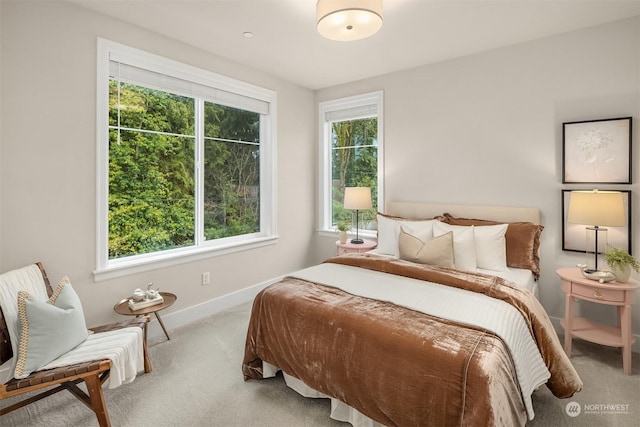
<box><xmin>562</xmin><ymin>117</ymin><xmax>632</xmax><ymax>184</ymax></box>
<box><xmin>562</xmin><ymin>189</ymin><xmax>632</xmax><ymax>254</ymax></box>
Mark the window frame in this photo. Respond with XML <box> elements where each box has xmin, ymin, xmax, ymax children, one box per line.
<box><xmin>318</xmin><ymin>91</ymin><xmax>384</xmax><ymax>237</ymax></box>
<box><xmin>96</xmin><ymin>38</ymin><xmax>277</xmax><ymax>281</ymax></box>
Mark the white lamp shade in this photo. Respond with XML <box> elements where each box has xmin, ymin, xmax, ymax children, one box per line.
<box><xmin>567</xmin><ymin>190</ymin><xmax>626</xmax><ymax>227</ymax></box>
<box><xmin>344</xmin><ymin>187</ymin><xmax>372</xmax><ymax>210</ymax></box>
<box><xmin>317</xmin><ymin>0</ymin><xmax>383</xmax><ymax>41</ymax></box>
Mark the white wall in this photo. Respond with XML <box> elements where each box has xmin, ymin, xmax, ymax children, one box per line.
<box><xmin>0</xmin><ymin>1</ymin><xmax>315</xmax><ymax>327</ymax></box>
<box><xmin>1</xmin><ymin>2</ymin><xmax>639</xmax><ymax>346</ymax></box>
<box><xmin>315</xmin><ymin>17</ymin><xmax>640</xmax><ymax>343</ymax></box>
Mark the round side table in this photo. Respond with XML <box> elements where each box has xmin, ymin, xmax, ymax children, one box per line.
<box><xmin>114</xmin><ymin>291</ymin><xmax>177</xmax><ymax>341</ymax></box>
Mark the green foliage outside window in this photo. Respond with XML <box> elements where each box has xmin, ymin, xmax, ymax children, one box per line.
<box><xmin>331</xmin><ymin>118</ymin><xmax>378</xmax><ymax>230</ymax></box>
<box><xmin>108</xmin><ymin>81</ymin><xmax>260</xmax><ymax>259</ymax></box>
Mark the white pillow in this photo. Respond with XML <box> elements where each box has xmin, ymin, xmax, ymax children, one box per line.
<box><xmin>433</xmin><ymin>221</ymin><xmax>477</xmax><ymax>271</ymax></box>
<box><xmin>474</xmin><ymin>224</ymin><xmax>508</xmax><ymax>271</ymax></box>
<box><xmin>376</xmin><ymin>214</ymin><xmax>435</xmax><ymax>257</ymax></box>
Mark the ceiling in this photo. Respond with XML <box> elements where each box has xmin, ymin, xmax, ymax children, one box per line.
<box><xmin>71</xmin><ymin>0</ymin><xmax>640</xmax><ymax>90</ymax></box>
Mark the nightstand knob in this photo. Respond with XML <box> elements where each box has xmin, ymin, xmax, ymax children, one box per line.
<box><xmin>593</xmin><ymin>289</ymin><xmax>603</xmax><ymax>299</ymax></box>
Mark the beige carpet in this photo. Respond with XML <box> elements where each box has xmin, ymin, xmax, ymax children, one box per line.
<box><xmin>1</xmin><ymin>301</ymin><xmax>638</xmax><ymax>426</ymax></box>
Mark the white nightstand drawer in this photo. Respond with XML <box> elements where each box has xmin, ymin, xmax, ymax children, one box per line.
<box><xmin>572</xmin><ymin>283</ymin><xmax>624</xmax><ymax>302</ymax></box>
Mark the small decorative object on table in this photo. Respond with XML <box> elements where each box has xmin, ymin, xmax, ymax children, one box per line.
<box><xmin>128</xmin><ymin>283</ymin><xmax>164</xmax><ymax>310</ymax></box>
<box><xmin>604</xmin><ymin>245</ymin><xmax>640</xmax><ymax>283</ymax></box>
<box><xmin>576</xmin><ymin>264</ymin><xmax>616</xmax><ymax>284</ymax></box>
<box><xmin>335</xmin><ymin>221</ymin><xmax>351</xmax><ymax>244</ymax></box>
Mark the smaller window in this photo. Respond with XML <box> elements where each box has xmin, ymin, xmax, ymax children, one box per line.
<box><xmin>318</xmin><ymin>92</ymin><xmax>384</xmax><ymax>234</ymax></box>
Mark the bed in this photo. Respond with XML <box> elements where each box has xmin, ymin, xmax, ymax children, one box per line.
<box><xmin>242</xmin><ymin>202</ymin><xmax>582</xmax><ymax>426</ymax></box>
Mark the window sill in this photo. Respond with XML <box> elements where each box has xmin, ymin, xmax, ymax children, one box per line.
<box><xmin>317</xmin><ymin>229</ymin><xmax>377</xmax><ymax>241</ymax></box>
<box><xmin>93</xmin><ymin>236</ymin><xmax>278</xmax><ymax>282</ymax></box>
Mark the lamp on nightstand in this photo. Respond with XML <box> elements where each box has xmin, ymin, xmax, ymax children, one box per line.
<box><xmin>343</xmin><ymin>187</ymin><xmax>372</xmax><ymax>244</ymax></box>
<box><xmin>567</xmin><ymin>189</ymin><xmax>625</xmax><ymax>274</ymax></box>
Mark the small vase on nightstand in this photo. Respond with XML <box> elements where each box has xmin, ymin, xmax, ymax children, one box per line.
<box><xmin>611</xmin><ymin>265</ymin><xmax>631</xmax><ymax>283</ymax></box>
<box><xmin>338</xmin><ymin>230</ymin><xmax>348</xmax><ymax>244</ymax></box>
<box><xmin>604</xmin><ymin>246</ymin><xmax>639</xmax><ymax>283</ymax></box>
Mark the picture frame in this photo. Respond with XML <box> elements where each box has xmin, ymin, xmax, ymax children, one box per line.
<box><xmin>562</xmin><ymin>117</ymin><xmax>632</xmax><ymax>184</ymax></box>
<box><xmin>562</xmin><ymin>189</ymin><xmax>632</xmax><ymax>254</ymax></box>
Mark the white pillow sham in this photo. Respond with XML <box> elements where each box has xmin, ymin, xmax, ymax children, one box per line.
<box><xmin>432</xmin><ymin>221</ymin><xmax>477</xmax><ymax>271</ymax></box>
<box><xmin>433</xmin><ymin>221</ymin><xmax>508</xmax><ymax>272</ymax></box>
<box><xmin>376</xmin><ymin>214</ymin><xmax>435</xmax><ymax>257</ymax></box>
<box><xmin>377</xmin><ymin>214</ymin><xmax>508</xmax><ymax>272</ymax></box>
<box><xmin>474</xmin><ymin>223</ymin><xmax>509</xmax><ymax>271</ymax></box>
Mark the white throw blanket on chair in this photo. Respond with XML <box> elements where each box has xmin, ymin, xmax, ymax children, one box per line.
<box><xmin>0</xmin><ymin>264</ymin><xmax>144</xmax><ymax>388</ymax></box>
<box><xmin>40</xmin><ymin>327</ymin><xmax>144</xmax><ymax>388</ymax></box>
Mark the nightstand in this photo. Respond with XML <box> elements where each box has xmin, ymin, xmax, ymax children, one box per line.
<box><xmin>557</xmin><ymin>267</ymin><xmax>639</xmax><ymax>375</ymax></box>
<box><xmin>336</xmin><ymin>239</ymin><xmax>377</xmax><ymax>255</ymax></box>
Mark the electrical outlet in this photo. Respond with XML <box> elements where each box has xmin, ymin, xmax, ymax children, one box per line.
<box><xmin>202</xmin><ymin>272</ymin><xmax>210</xmax><ymax>285</ymax></box>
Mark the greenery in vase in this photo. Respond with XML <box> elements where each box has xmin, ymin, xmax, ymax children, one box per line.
<box><xmin>604</xmin><ymin>246</ymin><xmax>640</xmax><ymax>273</ymax></box>
<box><xmin>335</xmin><ymin>221</ymin><xmax>351</xmax><ymax>232</ymax></box>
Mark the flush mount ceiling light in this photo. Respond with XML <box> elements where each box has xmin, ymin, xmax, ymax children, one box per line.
<box><xmin>317</xmin><ymin>0</ymin><xmax>383</xmax><ymax>41</ymax></box>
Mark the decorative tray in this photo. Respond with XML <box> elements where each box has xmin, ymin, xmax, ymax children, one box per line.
<box><xmin>128</xmin><ymin>294</ymin><xmax>164</xmax><ymax>310</ymax></box>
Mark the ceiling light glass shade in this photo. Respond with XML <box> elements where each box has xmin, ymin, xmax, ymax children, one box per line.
<box><xmin>317</xmin><ymin>0</ymin><xmax>383</xmax><ymax>41</ymax></box>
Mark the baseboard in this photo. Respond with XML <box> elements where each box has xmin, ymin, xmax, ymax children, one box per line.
<box><xmin>548</xmin><ymin>315</ymin><xmax>640</xmax><ymax>353</ymax></box>
<box><xmin>146</xmin><ymin>275</ymin><xmax>283</xmax><ymax>340</ymax></box>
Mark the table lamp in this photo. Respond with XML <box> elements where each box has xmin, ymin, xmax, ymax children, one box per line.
<box><xmin>343</xmin><ymin>187</ymin><xmax>372</xmax><ymax>244</ymax></box>
<box><xmin>567</xmin><ymin>190</ymin><xmax>625</xmax><ymax>272</ymax></box>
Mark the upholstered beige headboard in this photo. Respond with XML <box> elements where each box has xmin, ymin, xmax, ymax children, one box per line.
<box><xmin>386</xmin><ymin>201</ymin><xmax>541</xmax><ymax>225</ymax></box>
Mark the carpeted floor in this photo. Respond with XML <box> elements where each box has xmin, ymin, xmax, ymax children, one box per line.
<box><xmin>1</xmin><ymin>301</ymin><xmax>638</xmax><ymax>426</ymax></box>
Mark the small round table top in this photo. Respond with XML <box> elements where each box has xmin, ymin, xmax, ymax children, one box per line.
<box><xmin>114</xmin><ymin>291</ymin><xmax>177</xmax><ymax>316</ymax></box>
<box><xmin>335</xmin><ymin>238</ymin><xmax>377</xmax><ymax>250</ymax></box>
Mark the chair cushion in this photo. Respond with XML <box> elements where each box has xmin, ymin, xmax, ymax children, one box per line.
<box><xmin>14</xmin><ymin>277</ymin><xmax>88</xmax><ymax>379</ymax></box>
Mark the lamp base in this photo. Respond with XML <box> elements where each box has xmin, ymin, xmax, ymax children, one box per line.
<box><xmin>350</xmin><ymin>238</ymin><xmax>364</xmax><ymax>244</ymax></box>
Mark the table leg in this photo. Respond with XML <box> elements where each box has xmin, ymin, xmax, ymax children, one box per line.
<box><xmin>620</xmin><ymin>304</ymin><xmax>632</xmax><ymax>375</ymax></box>
<box><xmin>155</xmin><ymin>312</ymin><xmax>171</xmax><ymax>340</ymax></box>
<box><xmin>143</xmin><ymin>315</ymin><xmax>152</xmax><ymax>373</ymax></box>
<box><xmin>564</xmin><ymin>293</ymin><xmax>573</xmax><ymax>357</ymax></box>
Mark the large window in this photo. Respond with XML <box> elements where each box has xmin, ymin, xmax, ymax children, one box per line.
<box><xmin>319</xmin><ymin>92</ymin><xmax>383</xmax><ymax>234</ymax></box>
<box><xmin>97</xmin><ymin>39</ymin><xmax>276</xmax><ymax>279</ymax></box>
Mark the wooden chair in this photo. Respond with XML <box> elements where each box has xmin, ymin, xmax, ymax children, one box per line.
<box><xmin>0</xmin><ymin>262</ymin><xmax>152</xmax><ymax>426</ymax></box>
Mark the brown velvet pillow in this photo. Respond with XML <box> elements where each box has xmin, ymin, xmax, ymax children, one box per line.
<box><xmin>441</xmin><ymin>213</ymin><xmax>543</xmax><ymax>279</ymax></box>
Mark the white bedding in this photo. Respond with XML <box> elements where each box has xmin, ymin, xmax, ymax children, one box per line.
<box><xmin>264</xmin><ymin>262</ymin><xmax>550</xmax><ymax>425</ymax></box>
<box><xmin>480</xmin><ymin>266</ymin><xmax>538</xmax><ymax>296</ymax></box>
<box><xmin>368</xmin><ymin>248</ymin><xmax>539</xmax><ymax>296</ymax></box>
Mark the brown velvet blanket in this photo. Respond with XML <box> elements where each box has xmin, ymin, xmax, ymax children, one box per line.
<box><xmin>243</xmin><ymin>254</ymin><xmax>582</xmax><ymax>426</ymax></box>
